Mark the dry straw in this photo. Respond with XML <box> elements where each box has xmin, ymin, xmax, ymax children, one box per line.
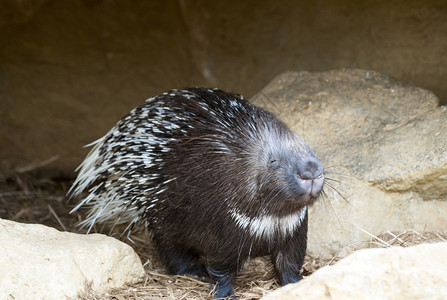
<box><xmin>1</xmin><ymin>172</ymin><xmax>445</xmax><ymax>300</ymax></box>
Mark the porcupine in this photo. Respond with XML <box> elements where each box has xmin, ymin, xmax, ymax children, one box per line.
<box><xmin>69</xmin><ymin>87</ymin><xmax>324</xmax><ymax>299</ymax></box>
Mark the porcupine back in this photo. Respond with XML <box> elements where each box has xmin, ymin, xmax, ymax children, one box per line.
<box><xmin>71</xmin><ymin>90</ymin><xmax>242</xmax><ymax>224</ymax></box>
<box><xmin>70</xmin><ymin>87</ymin><xmax>321</xmax><ymax>233</ymax></box>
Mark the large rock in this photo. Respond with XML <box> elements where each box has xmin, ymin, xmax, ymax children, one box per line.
<box><xmin>251</xmin><ymin>69</ymin><xmax>447</xmax><ymax>258</ymax></box>
<box><xmin>2</xmin><ymin>1</ymin><xmax>447</xmax><ymax>173</ymax></box>
<box><xmin>262</xmin><ymin>242</ymin><xmax>447</xmax><ymax>300</ymax></box>
<box><xmin>0</xmin><ymin>218</ymin><xmax>145</xmax><ymax>300</ymax></box>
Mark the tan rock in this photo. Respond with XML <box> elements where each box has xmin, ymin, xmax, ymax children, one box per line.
<box><xmin>251</xmin><ymin>69</ymin><xmax>447</xmax><ymax>257</ymax></box>
<box><xmin>262</xmin><ymin>242</ymin><xmax>447</xmax><ymax>300</ymax></box>
<box><xmin>0</xmin><ymin>218</ymin><xmax>145</xmax><ymax>300</ymax></box>
<box><xmin>3</xmin><ymin>2</ymin><xmax>447</xmax><ymax>173</ymax></box>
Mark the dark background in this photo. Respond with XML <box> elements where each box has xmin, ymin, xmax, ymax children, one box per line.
<box><xmin>1</xmin><ymin>0</ymin><xmax>446</xmax><ymax>174</ymax></box>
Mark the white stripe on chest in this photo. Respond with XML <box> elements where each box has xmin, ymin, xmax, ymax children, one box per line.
<box><xmin>230</xmin><ymin>207</ymin><xmax>307</xmax><ymax>240</ymax></box>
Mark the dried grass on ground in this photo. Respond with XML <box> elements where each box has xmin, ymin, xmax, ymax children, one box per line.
<box><xmin>1</xmin><ymin>170</ymin><xmax>445</xmax><ymax>300</ymax></box>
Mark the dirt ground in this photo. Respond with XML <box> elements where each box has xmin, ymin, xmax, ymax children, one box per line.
<box><xmin>1</xmin><ymin>169</ymin><xmax>445</xmax><ymax>299</ymax></box>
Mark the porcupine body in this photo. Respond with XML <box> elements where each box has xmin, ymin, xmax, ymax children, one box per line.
<box><xmin>69</xmin><ymin>87</ymin><xmax>324</xmax><ymax>299</ymax></box>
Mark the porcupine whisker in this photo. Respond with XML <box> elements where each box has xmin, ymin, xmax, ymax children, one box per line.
<box><xmin>324</xmin><ymin>175</ymin><xmax>356</xmax><ymax>194</ymax></box>
<box><xmin>324</xmin><ymin>177</ymin><xmax>343</xmax><ymax>184</ymax></box>
<box><xmin>319</xmin><ymin>185</ymin><xmax>344</xmax><ymax>228</ymax></box>
<box><xmin>323</xmin><ymin>181</ymin><xmax>350</xmax><ymax>205</ymax></box>
<box><xmin>324</xmin><ymin>170</ymin><xmax>356</xmax><ymax>179</ymax></box>
<box><xmin>257</xmin><ymin>170</ymin><xmax>282</xmax><ymax>182</ymax></box>
<box><xmin>265</xmin><ymin>184</ymin><xmax>290</xmax><ymax>208</ymax></box>
<box><xmin>265</xmin><ymin>175</ymin><xmax>287</xmax><ymax>201</ymax></box>
<box><xmin>323</xmin><ymin>177</ymin><xmax>354</xmax><ymax>194</ymax></box>
<box><xmin>319</xmin><ymin>189</ymin><xmax>330</xmax><ymax>210</ymax></box>
<box><xmin>324</xmin><ymin>167</ymin><xmax>355</xmax><ymax>189</ymax></box>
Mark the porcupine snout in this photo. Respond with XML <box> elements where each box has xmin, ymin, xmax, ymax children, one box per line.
<box><xmin>295</xmin><ymin>159</ymin><xmax>324</xmax><ymax>201</ymax></box>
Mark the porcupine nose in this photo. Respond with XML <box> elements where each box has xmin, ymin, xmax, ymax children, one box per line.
<box><xmin>297</xmin><ymin>159</ymin><xmax>324</xmax><ymax>199</ymax></box>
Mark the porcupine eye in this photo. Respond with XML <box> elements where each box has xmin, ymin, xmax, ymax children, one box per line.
<box><xmin>268</xmin><ymin>158</ymin><xmax>280</xmax><ymax>169</ymax></box>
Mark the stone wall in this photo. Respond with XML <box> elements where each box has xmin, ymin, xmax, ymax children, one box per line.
<box><xmin>1</xmin><ymin>0</ymin><xmax>446</xmax><ymax>173</ymax></box>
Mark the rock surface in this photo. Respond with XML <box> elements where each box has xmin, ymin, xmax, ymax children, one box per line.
<box><xmin>251</xmin><ymin>69</ymin><xmax>447</xmax><ymax>258</ymax></box>
<box><xmin>2</xmin><ymin>1</ymin><xmax>447</xmax><ymax>172</ymax></box>
<box><xmin>0</xmin><ymin>218</ymin><xmax>145</xmax><ymax>300</ymax></box>
<box><xmin>262</xmin><ymin>242</ymin><xmax>447</xmax><ymax>300</ymax></box>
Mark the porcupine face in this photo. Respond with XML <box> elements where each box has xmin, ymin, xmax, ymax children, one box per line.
<box><xmin>253</xmin><ymin>119</ymin><xmax>324</xmax><ymax>217</ymax></box>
